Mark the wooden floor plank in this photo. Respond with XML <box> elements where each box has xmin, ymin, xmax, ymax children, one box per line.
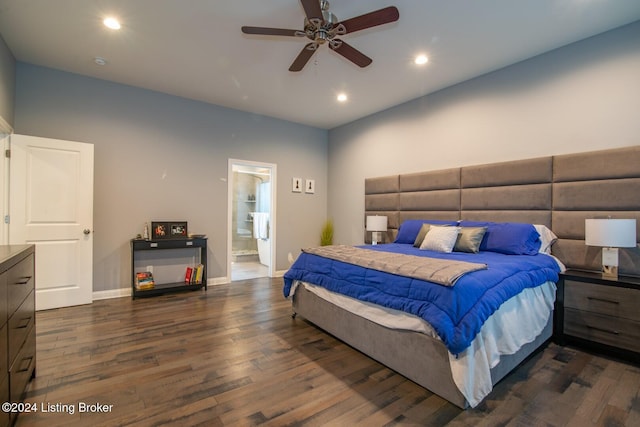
<box><xmin>12</xmin><ymin>277</ymin><xmax>639</xmax><ymax>426</ymax></box>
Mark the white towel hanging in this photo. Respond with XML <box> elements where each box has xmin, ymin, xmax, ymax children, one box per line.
<box><xmin>253</xmin><ymin>212</ymin><xmax>269</xmax><ymax>239</ymax></box>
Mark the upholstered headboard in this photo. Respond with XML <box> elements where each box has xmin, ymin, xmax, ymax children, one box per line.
<box><xmin>365</xmin><ymin>146</ymin><xmax>640</xmax><ymax>277</ymax></box>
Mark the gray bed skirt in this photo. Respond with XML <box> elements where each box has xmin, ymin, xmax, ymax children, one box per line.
<box><xmin>292</xmin><ymin>284</ymin><xmax>553</xmax><ymax>409</ymax></box>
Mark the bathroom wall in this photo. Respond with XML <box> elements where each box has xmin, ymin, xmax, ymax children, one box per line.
<box><xmin>232</xmin><ymin>171</ymin><xmax>261</xmax><ymax>255</ymax></box>
<box><xmin>232</xmin><ymin>169</ymin><xmax>272</xmax><ymax>258</ymax></box>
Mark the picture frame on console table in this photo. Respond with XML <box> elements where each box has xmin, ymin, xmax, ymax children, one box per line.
<box><xmin>170</xmin><ymin>222</ymin><xmax>188</xmax><ymax>238</ymax></box>
<box><xmin>152</xmin><ymin>221</ymin><xmax>188</xmax><ymax>239</ymax></box>
<box><xmin>151</xmin><ymin>222</ymin><xmax>169</xmax><ymax>239</ymax></box>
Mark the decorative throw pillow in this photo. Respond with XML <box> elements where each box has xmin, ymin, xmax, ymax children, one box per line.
<box><xmin>458</xmin><ymin>221</ymin><xmax>541</xmax><ymax>255</ymax></box>
<box><xmin>419</xmin><ymin>226</ymin><xmax>460</xmax><ymax>253</ymax></box>
<box><xmin>454</xmin><ymin>226</ymin><xmax>487</xmax><ymax>253</ymax></box>
<box><xmin>394</xmin><ymin>219</ymin><xmax>458</xmax><ymax>244</ymax></box>
<box><xmin>413</xmin><ymin>224</ymin><xmax>431</xmax><ymax>247</ymax></box>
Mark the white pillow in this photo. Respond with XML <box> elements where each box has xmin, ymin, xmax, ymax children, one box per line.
<box><xmin>533</xmin><ymin>224</ymin><xmax>558</xmax><ymax>254</ymax></box>
<box><xmin>419</xmin><ymin>226</ymin><xmax>460</xmax><ymax>253</ymax></box>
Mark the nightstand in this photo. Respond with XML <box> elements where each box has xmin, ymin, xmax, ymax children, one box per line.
<box><xmin>555</xmin><ymin>270</ymin><xmax>640</xmax><ymax>364</ymax></box>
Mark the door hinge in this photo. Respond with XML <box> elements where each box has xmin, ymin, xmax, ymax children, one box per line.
<box><xmin>4</xmin><ymin>149</ymin><xmax>9</xmax><ymax>158</ymax></box>
<box><xmin>3</xmin><ymin>215</ymin><xmax>8</xmax><ymax>224</ymax></box>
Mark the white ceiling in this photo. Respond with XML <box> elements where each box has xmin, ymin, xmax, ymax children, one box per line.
<box><xmin>1</xmin><ymin>0</ymin><xmax>639</xmax><ymax>129</ymax></box>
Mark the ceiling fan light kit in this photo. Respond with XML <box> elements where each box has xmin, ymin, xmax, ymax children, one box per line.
<box><xmin>241</xmin><ymin>0</ymin><xmax>399</xmax><ymax>72</ymax></box>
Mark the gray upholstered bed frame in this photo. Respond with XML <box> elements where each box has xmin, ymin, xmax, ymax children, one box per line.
<box><xmin>293</xmin><ymin>146</ymin><xmax>640</xmax><ymax>408</ymax></box>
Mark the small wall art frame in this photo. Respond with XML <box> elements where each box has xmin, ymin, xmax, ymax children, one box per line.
<box><xmin>292</xmin><ymin>177</ymin><xmax>302</xmax><ymax>193</ymax></box>
<box><xmin>305</xmin><ymin>179</ymin><xmax>315</xmax><ymax>194</ymax></box>
<box><xmin>151</xmin><ymin>221</ymin><xmax>188</xmax><ymax>239</ymax></box>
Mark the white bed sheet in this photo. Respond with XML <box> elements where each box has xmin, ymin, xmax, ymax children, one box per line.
<box><xmin>288</xmin><ymin>279</ymin><xmax>556</xmax><ymax>407</ymax></box>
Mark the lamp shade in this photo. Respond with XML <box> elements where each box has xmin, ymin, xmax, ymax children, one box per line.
<box><xmin>585</xmin><ymin>219</ymin><xmax>636</xmax><ymax>248</ymax></box>
<box><xmin>366</xmin><ymin>215</ymin><xmax>388</xmax><ymax>232</ymax></box>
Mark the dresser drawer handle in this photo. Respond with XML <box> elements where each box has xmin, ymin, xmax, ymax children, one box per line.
<box><xmin>17</xmin><ymin>356</ymin><xmax>33</xmax><ymax>373</ymax></box>
<box><xmin>587</xmin><ymin>296</ymin><xmax>619</xmax><ymax>305</ymax></box>
<box><xmin>15</xmin><ymin>275</ymin><xmax>32</xmax><ymax>285</ymax></box>
<box><xmin>586</xmin><ymin>325</ymin><xmax>619</xmax><ymax>335</ymax></box>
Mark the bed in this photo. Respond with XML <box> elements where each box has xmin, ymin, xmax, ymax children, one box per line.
<box><xmin>284</xmin><ymin>146</ymin><xmax>640</xmax><ymax>409</ymax></box>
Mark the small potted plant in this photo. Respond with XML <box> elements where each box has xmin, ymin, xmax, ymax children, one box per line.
<box><xmin>320</xmin><ymin>219</ymin><xmax>334</xmax><ymax>246</ymax></box>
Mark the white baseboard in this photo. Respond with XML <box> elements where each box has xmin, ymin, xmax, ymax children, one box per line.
<box><xmin>93</xmin><ymin>287</ymin><xmax>131</xmax><ymax>300</ymax></box>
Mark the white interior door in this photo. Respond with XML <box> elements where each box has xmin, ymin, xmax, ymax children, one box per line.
<box><xmin>9</xmin><ymin>134</ymin><xmax>94</xmax><ymax>310</ymax></box>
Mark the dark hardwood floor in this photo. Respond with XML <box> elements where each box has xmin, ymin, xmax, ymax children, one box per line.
<box><xmin>15</xmin><ymin>277</ymin><xmax>640</xmax><ymax>427</ymax></box>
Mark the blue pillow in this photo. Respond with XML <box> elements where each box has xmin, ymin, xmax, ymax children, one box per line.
<box><xmin>394</xmin><ymin>219</ymin><xmax>458</xmax><ymax>244</ymax></box>
<box><xmin>459</xmin><ymin>221</ymin><xmax>541</xmax><ymax>255</ymax></box>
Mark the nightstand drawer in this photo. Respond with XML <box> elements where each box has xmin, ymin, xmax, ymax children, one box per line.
<box><xmin>564</xmin><ymin>280</ymin><xmax>640</xmax><ymax>322</ymax></box>
<box><xmin>564</xmin><ymin>308</ymin><xmax>640</xmax><ymax>353</ymax></box>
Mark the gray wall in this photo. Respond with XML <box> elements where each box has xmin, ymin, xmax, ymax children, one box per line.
<box><xmin>328</xmin><ymin>21</ymin><xmax>640</xmax><ymax>245</ymax></box>
<box><xmin>9</xmin><ymin>21</ymin><xmax>640</xmax><ymax>292</ymax></box>
<box><xmin>14</xmin><ymin>64</ymin><xmax>328</xmax><ymax>292</ymax></box>
<box><xmin>0</xmin><ymin>34</ymin><xmax>15</xmax><ymax>127</ymax></box>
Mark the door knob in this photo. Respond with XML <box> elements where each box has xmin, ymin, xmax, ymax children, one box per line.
<box><xmin>83</xmin><ymin>229</ymin><xmax>91</xmax><ymax>235</ymax></box>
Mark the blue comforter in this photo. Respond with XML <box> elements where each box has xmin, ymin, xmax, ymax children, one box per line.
<box><xmin>283</xmin><ymin>243</ymin><xmax>560</xmax><ymax>355</ymax></box>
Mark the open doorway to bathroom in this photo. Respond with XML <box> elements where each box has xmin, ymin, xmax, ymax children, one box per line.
<box><xmin>228</xmin><ymin>159</ymin><xmax>276</xmax><ymax>281</ymax></box>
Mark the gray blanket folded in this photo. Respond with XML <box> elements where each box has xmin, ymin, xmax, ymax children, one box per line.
<box><xmin>303</xmin><ymin>245</ymin><xmax>487</xmax><ymax>287</ymax></box>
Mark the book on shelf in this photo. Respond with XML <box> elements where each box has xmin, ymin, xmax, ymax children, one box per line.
<box><xmin>194</xmin><ymin>264</ymin><xmax>204</xmax><ymax>284</ymax></box>
<box><xmin>185</xmin><ymin>264</ymin><xmax>204</xmax><ymax>285</ymax></box>
<box><xmin>135</xmin><ymin>271</ymin><xmax>155</xmax><ymax>290</ymax></box>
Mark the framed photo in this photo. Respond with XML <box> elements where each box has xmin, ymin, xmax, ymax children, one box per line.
<box><xmin>151</xmin><ymin>222</ymin><xmax>170</xmax><ymax>240</ymax></box>
<box><xmin>151</xmin><ymin>221</ymin><xmax>188</xmax><ymax>239</ymax></box>
<box><xmin>170</xmin><ymin>222</ymin><xmax>188</xmax><ymax>238</ymax></box>
<box><xmin>305</xmin><ymin>179</ymin><xmax>315</xmax><ymax>194</ymax></box>
<box><xmin>292</xmin><ymin>177</ymin><xmax>302</xmax><ymax>193</ymax></box>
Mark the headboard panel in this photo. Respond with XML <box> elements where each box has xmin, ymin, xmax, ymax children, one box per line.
<box><xmin>551</xmin><ymin>146</ymin><xmax>640</xmax><ymax>274</ymax></box>
<box><xmin>364</xmin><ymin>146</ymin><xmax>640</xmax><ymax>277</ymax></box>
<box><xmin>460</xmin><ymin>156</ymin><xmax>552</xmax><ymax>188</ymax></box>
<box><xmin>460</xmin><ymin>156</ymin><xmax>553</xmax><ymax>227</ymax></box>
<box><xmin>365</xmin><ymin>175</ymin><xmax>400</xmax><ymax>236</ymax></box>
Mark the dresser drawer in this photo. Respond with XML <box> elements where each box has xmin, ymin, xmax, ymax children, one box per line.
<box><xmin>0</xmin><ymin>373</ymin><xmax>9</xmax><ymax>427</ymax></box>
<box><xmin>0</xmin><ymin>272</ymin><xmax>6</xmax><ymax>326</ymax></box>
<box><xmin>564</xmin><ymin>280</ymin><xmax>640</xmax><ymax>322</ymax></box>
<box><xmin>564</xmin><ymin>308</ymin><xmax>640</xmax><ymax>353</ymax></box>
<box><xmin>0</xmin><ymin>323</ymin><xmax>7</xmax><ymax>380</ymax></box>
<box><xmin>7</xmin><ymin>254</ymin><xmax>35</xmax><ymax>314</ymax></box>
<box><xmin>8</xmin><ymin>325</ymin><xmax>36</xmax><ymax>403</ymax></box>
<box><xmin>8</xmin><ymin>290</ymin><xmax>35</xmax><ymax>364</ymax></box>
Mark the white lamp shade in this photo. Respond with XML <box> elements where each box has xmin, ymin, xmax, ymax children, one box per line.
<box><xmin>585</xmin><ymin>219</ymin><xmax>636</xmax><ymax>248</ymax></box>
<box><xmin>366</xmin><ymin>216</ymin><xmax>388</xmax><ymax>232</ymax></box>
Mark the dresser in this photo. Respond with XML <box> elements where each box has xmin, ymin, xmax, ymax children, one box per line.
<box><xmin>555</xmin><ymin>269</ymin><xmax>640</xmax><ymax>364</ymax></box>
<box><xmin>0</xmin><ymin>245</ymin><xmax>36</xmax><ymax>427</ymax></box>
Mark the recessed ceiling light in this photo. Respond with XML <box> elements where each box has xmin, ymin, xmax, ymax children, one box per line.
<box><xmin>94</xmin><ymin>57</ymin><xmax>107</xmax><ymax>66</ymax></box>
<box><xmin>337</xmin><ymin>93</ymin><xmax>348</xmax><ymax>102</ymax></box>
<box><xmin>103</xmin><ymin>17</ymin><xmax>121</xmax><ymax>30</ymax></box>
<box><xmin>415</xmin><ymin>54</ymin><xmax>429</xmax><ymax>65</ymax></box>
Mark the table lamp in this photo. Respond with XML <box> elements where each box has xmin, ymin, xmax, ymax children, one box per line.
<box><xmin>585</xmin><ymin>218</ymin><xmax>636</xmax><ymax>278</ymax></box>
<box><xmin>366</xmin><ymin>215</ymin><xmax>388</xmax><ymax>245</ymax></box>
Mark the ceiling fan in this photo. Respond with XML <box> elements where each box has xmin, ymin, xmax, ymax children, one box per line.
<box><xmin>241</xmin><ymin>0</ymin><xmax>399</xmax><ymax>72</ymax></box>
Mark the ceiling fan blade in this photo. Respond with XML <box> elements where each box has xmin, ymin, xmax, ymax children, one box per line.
<box><xmin>289</xmin><ymin>43</ymin><xmax>318</xmax><ymax>72</ymax></box>
<box><xmin>242</xmin><ymin>26</ymin><xmax>301</xmax><ymax>37</ymax></box>
<box><xmin>338</xmin><ymin>6</ymin><xmax>399</xmax><ymax>34</ymax></box>
<box><xmin>300</xmin><ymin>0</ymin><xmax>324</xmax><ymax>22</ymax></box>
<box><xmin>330</xmin><ymin>40</ymin><xmax>372</xmax><ymax>68</ymax></box>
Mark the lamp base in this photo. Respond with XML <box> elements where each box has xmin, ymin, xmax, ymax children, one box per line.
<box><xmin>601</xmin><ymin>247</ymin><xmax>619</xmax><ymax>279</ymax></box>
<box><xmin>371</xmin><ymin>231</ymin><xmax>382</xmax><ymax>245</ymax></box>
<box><xmin>601</xmin><ymin>264</ymin><xmax>618</xmax><ymax>279</ymax></box>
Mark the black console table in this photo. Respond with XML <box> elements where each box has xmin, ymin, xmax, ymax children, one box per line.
<box><xmin>130</xmin><ymin>237</ymin><xmax>207</xmax><ymax>298</ymax></box>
